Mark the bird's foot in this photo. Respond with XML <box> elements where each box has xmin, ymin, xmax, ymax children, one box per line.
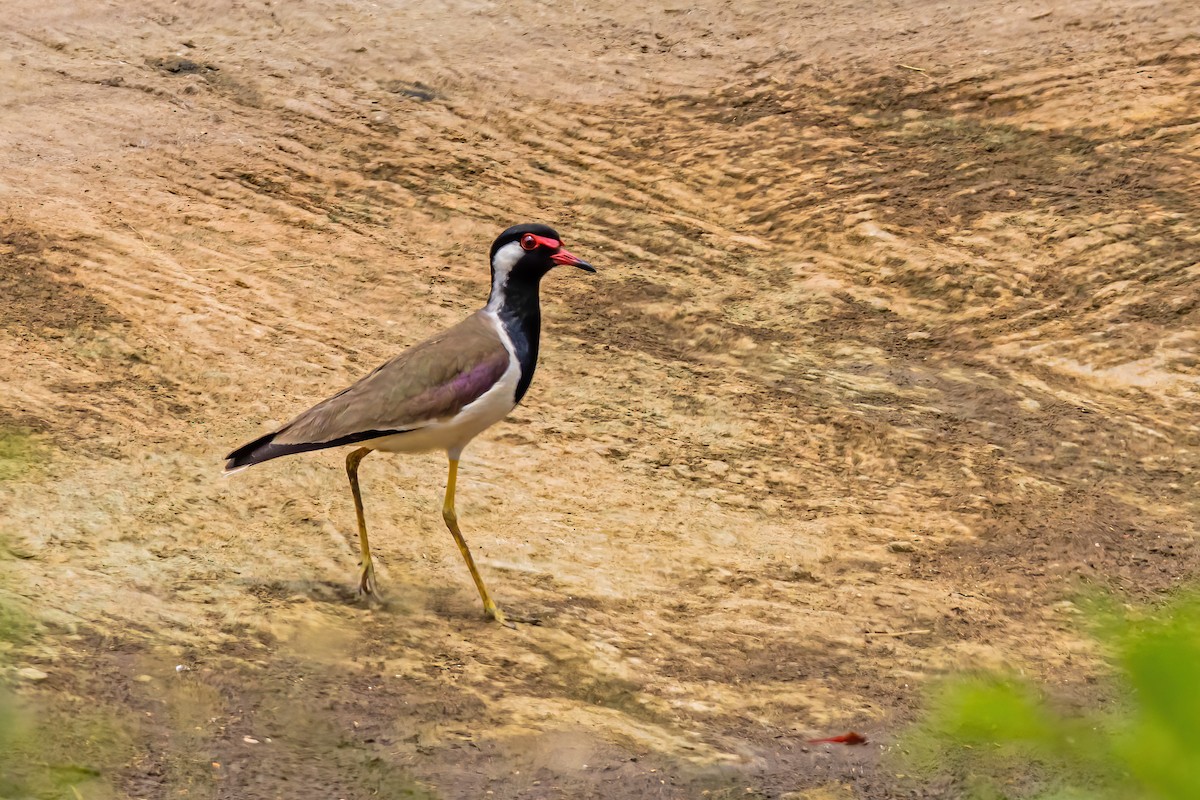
<box><xmin>357</xmin><ymin>560</ymin><xmax>377</xmax><ymax>598</ymax></box>
<box><xmin>486</xmin><ymin>602</ymin><xmax>541</xmax><ymax>628</ymax></box>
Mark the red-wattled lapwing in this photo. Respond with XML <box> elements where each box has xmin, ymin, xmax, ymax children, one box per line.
<box><xmin>225</xmin><ymin>223</ymin><xmax>594</xmax><ymax>626</ymax></box>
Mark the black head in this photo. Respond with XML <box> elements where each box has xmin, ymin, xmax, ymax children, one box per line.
<box><xmin>488</xmin><ymin>223</ymin><xmax>595</xmax><ymax>292</ymax></box>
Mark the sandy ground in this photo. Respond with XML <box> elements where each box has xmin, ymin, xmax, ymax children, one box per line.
<box><xmin>1</xmin><ymin>0</ymin><xmax>1199</xmax><ymax>797</ymax></box>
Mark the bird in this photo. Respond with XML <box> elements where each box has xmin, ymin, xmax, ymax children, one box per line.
<box><xmin>224</xmin><ymin>223</ymin><xmax>594</xmax><ymax>626</ymax></box>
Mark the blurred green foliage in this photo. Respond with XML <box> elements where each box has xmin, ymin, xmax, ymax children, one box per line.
<box><xmin>900</xmin><ymin>591</ymin><xmax>1200</xmax><ymax>799</ymax></box>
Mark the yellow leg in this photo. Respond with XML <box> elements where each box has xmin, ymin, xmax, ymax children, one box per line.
<box><xmin>442</xmin><ymin>457</ymin><xmax>535</xmax><ymax>627</ymax></box>
<box><xmin>345</xmin><ymin>447</ymin><xmax>377</xmax><ymax>596</ymax></box>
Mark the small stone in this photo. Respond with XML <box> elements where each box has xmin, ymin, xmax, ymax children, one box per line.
<box><xmin>243</xmin><ymin>736</ymin><xmax>259</xmax><ymax>744</ymax></box>
<box><xmin>135</xmin><ymin>674</ymin><xmax>154</xmax><ymax>683</ymax></box>
<box><xmin>17</xmin><ymin>666</ymin><xmax>48</xmax><ymax>682</ymax></box>
<box><xmin>888</xmin><ymin>541</ymin><xmax>916</xmax><ymax>553</ymax></box>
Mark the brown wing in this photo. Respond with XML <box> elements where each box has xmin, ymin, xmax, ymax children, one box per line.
<box><xmin>225</xmin><ymin>311</ymin><xmax>509</xmax><ymax>469</ymax></box>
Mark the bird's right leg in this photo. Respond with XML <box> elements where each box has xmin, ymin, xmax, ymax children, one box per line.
<box><xmin>440</xmin><ymin>457</ymin><xmax>539</xmax><ymax>628</ymax></box>
<box><xmin>345</xmin><ymin>447</ymin><xmax>376</xmax><ymax>596</ymax></box>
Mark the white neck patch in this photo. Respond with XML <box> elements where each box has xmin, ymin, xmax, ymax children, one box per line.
<box><xmin>486</xmin><ymin>240</ymin><xmax>524</xmax><ymax>312</ymax></box>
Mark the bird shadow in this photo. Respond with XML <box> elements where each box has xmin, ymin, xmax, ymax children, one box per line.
<box><xmin>236</xmin><ymin>575</ymin><xmax>557</xmax><ymax>629</ymax></box>
<box><xmin>236</xmin><ymin>575</ymin><xmax>448</xmax><ymax>622</ymax></box>
<box><xmin>239</xmin><ymin>577</ymin><xmax>369</xmax><ymax>607</ymax></box>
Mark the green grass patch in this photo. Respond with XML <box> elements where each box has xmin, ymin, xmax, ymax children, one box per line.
<box><xmin>0</xmin><ymin>427</ymin><xmax>41</xmax><ymax>481</ymax></box>
<box><xmin>0</xmin><ymin>694</ymin><xmax>136</xmax><ymax>800</ymax></box>
<box><xmin>0</xmin><ymin>594</ymin><xmax>134</xmax><ymax>800</ymax></box>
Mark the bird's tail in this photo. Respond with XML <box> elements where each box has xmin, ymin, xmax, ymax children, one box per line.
<box><xmin>224</xmin><ymin>427</ymin><xmax>391</xmax><ymax>473</ymax></box>
<box><xmin>223</xmin><ymin>430</ymin><xmax>319</xmax><ymax>473</ymax></box>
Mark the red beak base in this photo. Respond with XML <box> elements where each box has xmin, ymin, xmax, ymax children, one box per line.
<box><xmin>551</xmin><ymin>247</ymin><xmax>595</xmax><ymax>272</ymax></box>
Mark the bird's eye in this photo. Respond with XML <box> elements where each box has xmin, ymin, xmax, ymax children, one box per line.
<box><xmin>520</xmin><ymin>233</ymin><xmax>538</xmax><ymax>251</ymax></box>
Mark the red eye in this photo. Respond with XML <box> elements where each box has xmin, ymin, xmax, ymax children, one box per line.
<box><xmin>520</xmin><ymin>233</ymin><xmax>538</xmax><ymax>251</ymax></box>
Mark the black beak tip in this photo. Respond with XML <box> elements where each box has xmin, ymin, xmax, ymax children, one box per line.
<box><xmin>576</xmin><ymin>261</ymin><xmax>597</xmax><ymax>273</ymax></box>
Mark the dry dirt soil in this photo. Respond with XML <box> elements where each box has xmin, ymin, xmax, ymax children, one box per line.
<box><xmin>2</xmin><ymin>0</ymin><xmax>1199</xmax><ymax>797</ymax></box>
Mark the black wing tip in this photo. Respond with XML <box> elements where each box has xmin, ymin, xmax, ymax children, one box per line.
<box><xmin>223</xmin><ymin>431</ymin><xmax>315</xmax><ymax>471</ymax></box>
<box><xmin>223</xmin><ymin>428</ymin><xmax>412</xmax><ymax>472</ymax></box>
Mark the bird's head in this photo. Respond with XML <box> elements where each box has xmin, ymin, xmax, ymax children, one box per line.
<box><xmin>488</xmin><ymin>224</ymin><xmax>595</xmax><ymax>297</ymax></box>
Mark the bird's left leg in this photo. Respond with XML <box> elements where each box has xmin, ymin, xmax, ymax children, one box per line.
<box><xmin>345</xmin><ymin>447</ymin><xmax>377</xmax><ymax>596</ymax></box>
<box><xmin>441</xmin><ymin>457</ymin><xmax>538</xmax><ymax>627</ymax></box>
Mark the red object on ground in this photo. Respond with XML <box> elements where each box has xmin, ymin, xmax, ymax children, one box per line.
<box><xmin>806</xmin><ymin>731</ymin><xmax>868</xmax><ymax>745</ymax></box>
